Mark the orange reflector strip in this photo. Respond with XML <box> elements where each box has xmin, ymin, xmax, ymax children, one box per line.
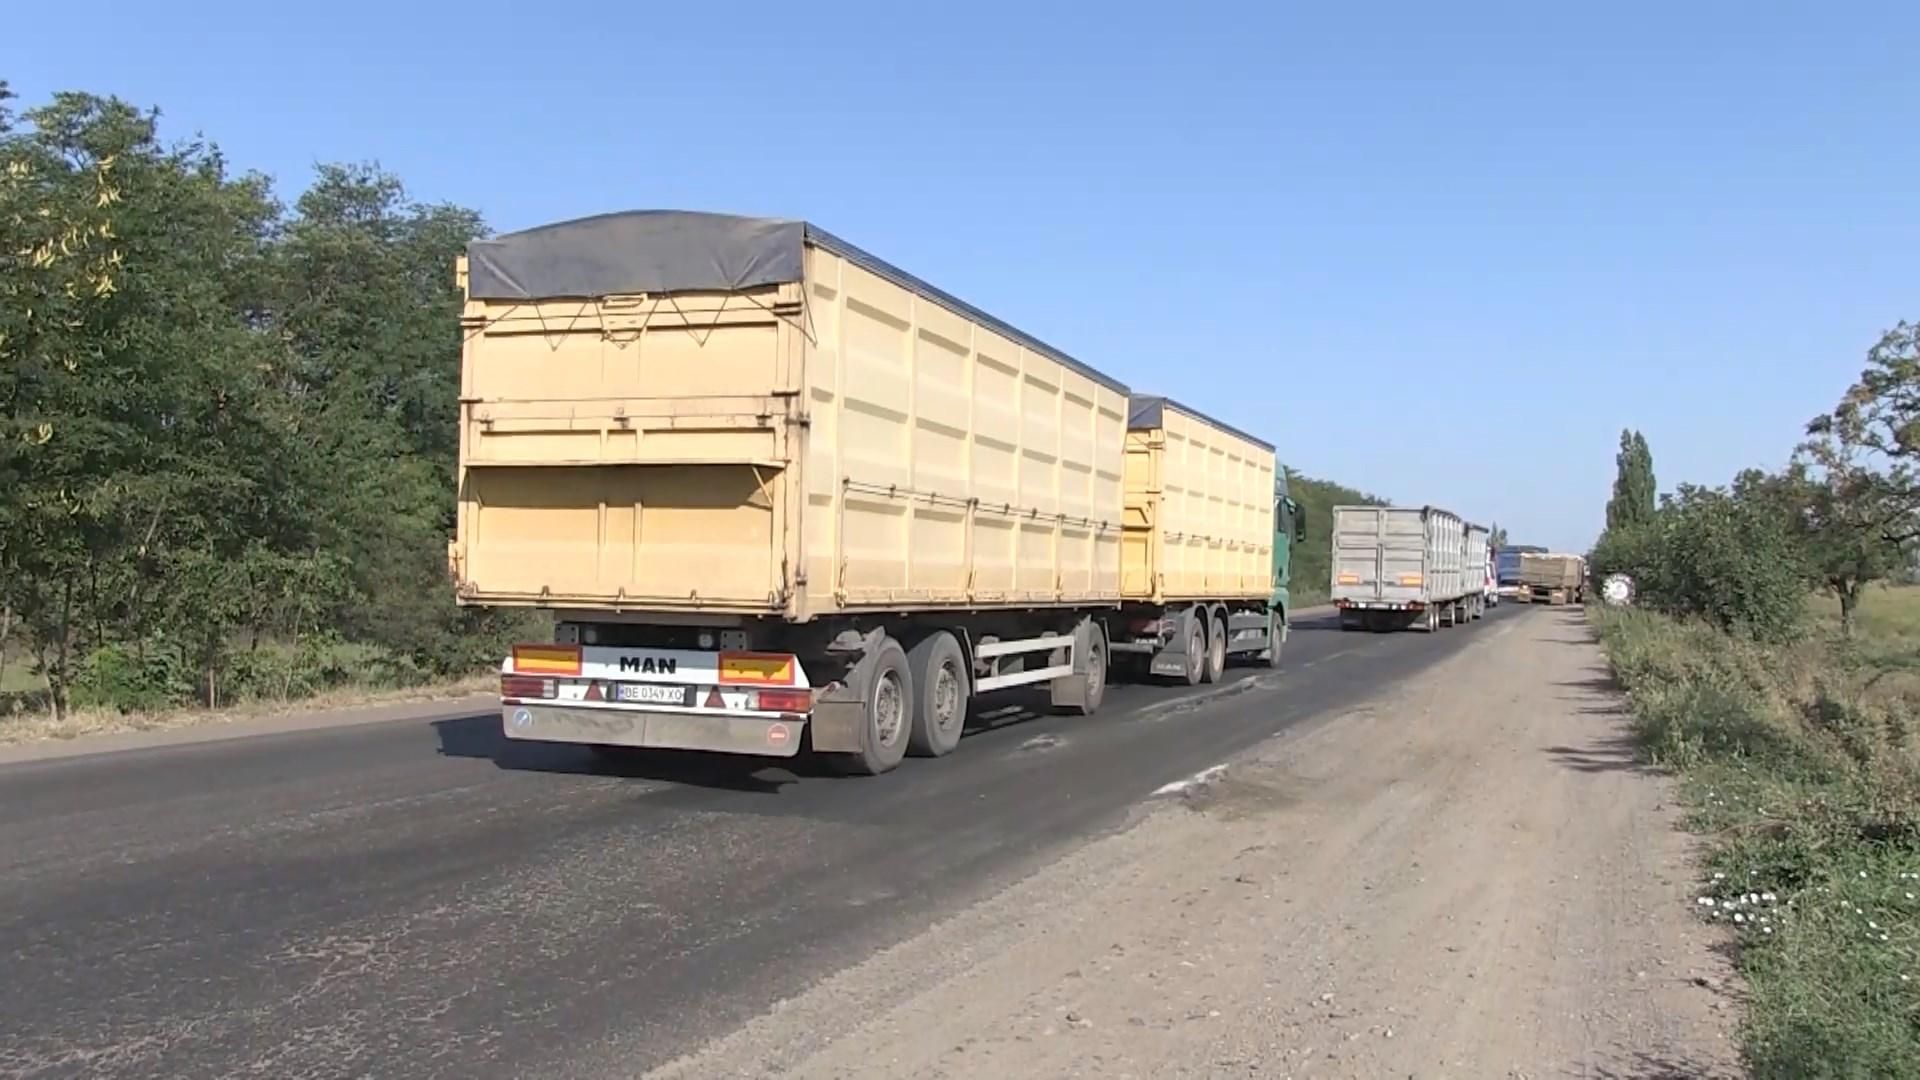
<box><xmin>1337</xmin><ymin>572</ymin><xmax>1360</xmax><ymax>585</ymax></box>
<box><xmin>718</xmin><ymin>651</ymin><xmax>796</xmax><ymax>686</ymax></box>
<box><xmin>513</xmin><ymin>643</ymin><xmax>582</xmax><ymax>676</ymax></box>
<box><xmin>1398</xmin><ymin>574</ymin><xmax>1423</xmax><ymax>586</ymax></box>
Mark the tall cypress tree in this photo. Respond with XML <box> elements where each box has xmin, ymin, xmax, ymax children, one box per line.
<box><xmin>1606</xmin><ymin>429</ymin><xmax>1657</xmax><ymax>531</ymax></box>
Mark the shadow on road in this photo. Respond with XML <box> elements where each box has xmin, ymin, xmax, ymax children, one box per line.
<box><xmin>430</xmin><ymin>687</ymin><xmax>1070</xmax><ymax>793</ymax></box>
<box><xmin>1544</xmin><ymin>734</ymin><xmax>1652</xmax><ymax>775</ymax></box>
<box><xmin>431</xmin><ymin>712</ymin><xmax>827</xmax><ymax>792</ymax></box>
<box><xmin>1591</xmin><ymin>1049</ymin><xmax>1742</xmax><ymax>1080</ymax></box>
<box><xmin>1558</xmin><ymin>672</ymin><xmax>1623</xmax><ymax>694</ymax></box>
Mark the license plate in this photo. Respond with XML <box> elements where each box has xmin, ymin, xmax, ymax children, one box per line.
<box><xmin>617</xmin><ymin>683</ymin><xmax>690</xmax><ymax>706</ymax></box>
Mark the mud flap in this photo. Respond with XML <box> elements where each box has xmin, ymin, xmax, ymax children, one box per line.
<box><xmin>809</xmin><ymin>694</ymin><xmax>866</xmax><ymax>753</ymax></box>
<box><xmin>1147</xmin><ymin>606</ymin><xmax>1200</xmax><ymax>679</ymax></box>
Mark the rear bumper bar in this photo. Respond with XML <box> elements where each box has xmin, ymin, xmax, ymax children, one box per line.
<box><xmin>503</xmin><ymin>703</ymin><xmax>804</xmax><ymax>758</ymax></box>
<box><xmin>1335</xmin><ymin>599</ymin><xmax>1425</xmax><ymax>611</ymax></box>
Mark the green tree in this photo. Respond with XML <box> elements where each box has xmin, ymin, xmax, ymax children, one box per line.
<box><xmin>1801</xmin><ymin>320</ymin><xmax>1920</xmax><ymax>636</ymax></box>
<box><xmin>1646</xmin><ymin>483</ymin><xmax>1807</xmax><ymax>641</ymax></box>
<box><xmin>267</xmin><ymin>163</ymin><xmax>535</xmax><ymax>676</ymax></box>
<box><xmin>1754</xmin><ymin>452</ymin><xmax>1917</xmax><ymax>639</ymax></box>
<box><xmin>1605</xmin><ymin>429</ymin><xmax>1657</xmax><ymax>533</ymax></box>
<box><xmin>0</xmin><ymin>92</ymin><xmax>309</xmax><ymax>714</ymax></box>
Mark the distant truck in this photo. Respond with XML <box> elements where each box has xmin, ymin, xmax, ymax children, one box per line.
<box><xmin>1480</xmin><ymin>533</ymin><xmax>1499</xmax><ymax>608</ymax></box>
<box><xmin>452</xmin><ymin>211</ymin><xmax>1305</xmax><ymax>776</ymax></box>
<box><xmin>1495</xmin><ymin>544</ymin><xmax>1546</xmax><ymax>596</ymax></box>
<box><xmin>1331</xmin><ymin>506</ymin><xmax>1491</xmax><ymax>632</ymax></box>
<box><xmin>1517</xmin><ymin>553</ymin><xmax>1587</xmax><ymax>605</ymax></box>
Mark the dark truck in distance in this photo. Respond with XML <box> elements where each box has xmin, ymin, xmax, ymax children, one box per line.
<box><xmin>1495</xmin><ymin>544</ymin><xmax>1546</xmax><ymax>597</ymax></box>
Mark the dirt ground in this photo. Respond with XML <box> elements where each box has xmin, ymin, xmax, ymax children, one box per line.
<box><xmin>644</xmin><ymin>610</ymin><xmax>1743</xmax><ymax>1080</ymax></box>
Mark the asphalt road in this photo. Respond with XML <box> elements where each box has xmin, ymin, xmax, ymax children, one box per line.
<box><xmin>0</xmin><ymin>605</ymin><xmax>1526</xmax><ymax>1080</ymax></box>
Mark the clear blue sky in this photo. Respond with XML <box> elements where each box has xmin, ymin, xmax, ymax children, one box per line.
<box><xmin>13</xmin><ymin>2</ymin><xmax>1917</xmax><ymax>551</ymax></box>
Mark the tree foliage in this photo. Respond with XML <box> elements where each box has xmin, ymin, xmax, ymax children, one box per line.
<box><xmin>1605</xmin><ymin>429</ymin><xmax>1657</xmax><ymax>533</ymax></box>
<box><xmin>1606</xmin><ymin>322</ymin><xmax>1920</xmax><ymax>645</ymax></box>
<box><xmin>1789</xmin><ymin>325</ymin><xmax>1920</xmax><ymax>635</ymax></box>
<box><xmin>0</xmin><ymin>86</ymin><xmax>532</xmax><ymax>718</ymax></box>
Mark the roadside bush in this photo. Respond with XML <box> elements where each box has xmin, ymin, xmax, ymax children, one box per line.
<box><xmin>1613</xmin><ymin>486</ymin><xmax>1809</xmax><ymax>642</ymax></box>
<box><xmin>70</xmin><ymin>643</ymin><xmax>196</xmax><ymax>713</ymax></box>
<box><xmin>1588</xmin><ymin>522</ymin><xmax>1662</xmax><ymax>597</ymax></box>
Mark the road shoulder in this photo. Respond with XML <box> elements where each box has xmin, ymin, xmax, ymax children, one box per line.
<box><xmin>0</xmin><ymin>691</ymin><xmax>496</xmax><ymax>766</ymax></box>
<box><xmin>637</xmin><ymin>609</ymin><xmax>1743</xmax><ymax>1079</ymax></box>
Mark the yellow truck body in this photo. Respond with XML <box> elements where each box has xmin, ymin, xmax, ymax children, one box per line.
<box><xmin>1121</xmin><ymin>398</ymin><xmax>1275</xmax><ymax>605</ymax></box>
<box><xmin>452</xmin><ymin>212</ymin><xmax>1128</xmax><ymax>620</ymax></box>
<box><xmin>1519</xmin><ymin>553</ymin><xmax>1584</xmax><ymax>590</ymax></box>
<box><xmin>461</xmin><ymin>211</ymin><xmax>1293</xmax><ymax>772</ymax></box>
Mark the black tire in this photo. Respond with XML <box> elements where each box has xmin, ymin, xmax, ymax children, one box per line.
<box><xmin>1202</xmin><ymin>613</ymin><xmax>1227</xmax><ymax>684</ymax></box>
<box><xmin>1180</xmin><ymin>615</ymin><xmax>1206</xmax><ymax>686</ymax></box>
<box><xmin>906</xmin><ymin>632</ymin><xmax>968</xmax><ymax>758</ymax></box>
<box><xmin>1260</xmin><ymin>614</ymin><xmax>1285</xmax><ymax>667</ymax></box>
<box><xmin>829</xmin><ymin>638</ymin><xmax>912</xmax><ymax>776</ymax></box>
<box><xmin>1062</xmin><ymin>628</ymin><xmax>1107</xmax><ymax>716</ymax></box>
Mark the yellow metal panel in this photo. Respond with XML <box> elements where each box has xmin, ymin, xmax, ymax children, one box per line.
<box><xmin>801</xmin><ymin>245</ymin><xmax>1124</xmax><ymax>615</ymax></box>
<box><xmin>454</xmin><ymin>281</ymin><xmax>801</xmax><ymax>612</ymax></box>
<box><xmin>1121</xmin><ymin>403</ymin><xmax>1275</xmax><ymax>604</ymax></box>
<box><xmin>454</xmin><ymin>233</ymin><xmax>1126</xmax><ymax>619</ymax></box>
<box><xmin>460</xmin><ymin>464</ymin><xmax>780</xmax><ymax>608</ymax></box>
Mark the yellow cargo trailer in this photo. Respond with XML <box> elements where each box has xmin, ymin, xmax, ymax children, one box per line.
<box><xmin>460</xmin><ymin>211</ymin><xmax>1292</xmax><ymax>775</ymax></box>
<box><xmin>1115</xmin><ymin>397</ymin><xmax>1283</xmax><ymax>682</ymax></box>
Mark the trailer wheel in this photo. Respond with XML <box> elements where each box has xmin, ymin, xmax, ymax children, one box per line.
<box><xmin>829</xmin><ymin>638</ymin><xmax>913</xmax><ymax>776</ymax></box>
<box><xmin>1061</xmin><ymin>629</ymin><xmax>1107</xmax><ymax>716</ymax></box>
<box><xmin>1181</xmin><ymin>616</ymin><xmax>1206</xmax><ymax>686</ymax></box>
<box><xmin>906</xmin><ymin>632</ymin><xmax>968</xmax><ymax>758</ymax></box>
<box><xmin>1202</xmin><ymin>613</ymin><xmax>1227</xmax><ymax>684</ymax></box>
<box><xmin>1259</xmin><ymin>613</ymin><xmax>1286</xmax><ymax>667</ymax></box>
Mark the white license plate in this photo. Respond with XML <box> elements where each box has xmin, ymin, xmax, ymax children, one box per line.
<box><xmin>617</xmin><ymin>683</ymin><xmax>689</xmax><ymax>705</ymax></box>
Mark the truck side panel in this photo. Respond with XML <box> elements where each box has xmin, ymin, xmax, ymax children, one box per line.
<box><xmin>801</xmin><ymin>247</ymin><xmax>1128</xmax><ymax>616</ymax></box>
<box><xmin>1120</xmin><ymin>400</ymin><xmax>1275</xmax><ymax>604</ymax></box>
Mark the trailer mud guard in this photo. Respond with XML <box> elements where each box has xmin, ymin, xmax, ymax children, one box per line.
<box><xmin>808</xmin><ymin>633</ymin><xmax>888</xmax><ymax>754</ymax></box>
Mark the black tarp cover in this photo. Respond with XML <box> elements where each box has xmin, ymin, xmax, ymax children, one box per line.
<box><xmin>466</xmin><ymin>211</ymin><xmax>806</xmax><ymax>299</ymax></box>
<box><xmin>465</xmin><ymin>210</ymin><xmax>1131</xmax><ymax>395</ymax></box>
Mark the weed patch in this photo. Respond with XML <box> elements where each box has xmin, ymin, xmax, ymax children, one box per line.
<box><xmin>1596</xmin><ymin>607</ymin><xmax>1920</xmax><ymax>1077</ymax></box>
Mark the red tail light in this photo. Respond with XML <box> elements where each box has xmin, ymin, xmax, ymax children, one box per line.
<box><xmin>753</xmin><ymin>688</ymin><xmax>813</xmax><ymax>713</ymax></box>
<box><xmin>501</xmin><ymin>675</ymin><xmax>556</xmax><ymax>700</ymax></box>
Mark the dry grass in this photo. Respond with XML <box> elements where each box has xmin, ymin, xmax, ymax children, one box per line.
<box><xmin>0</xmin><ymin>673</ymin><xmax>495</xmax><ymax>747</ymax></box>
